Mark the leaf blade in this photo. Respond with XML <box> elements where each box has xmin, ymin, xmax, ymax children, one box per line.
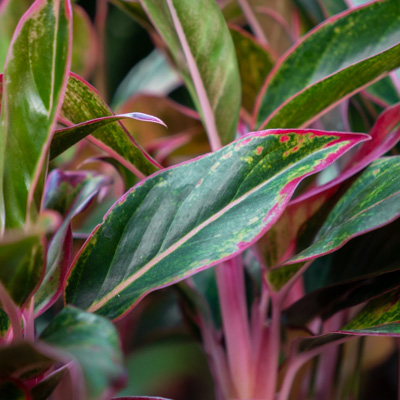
<box><xmin>65</xmin><ymin>129</ymin><xmax>368</xmax><ymax>320</ymax></box>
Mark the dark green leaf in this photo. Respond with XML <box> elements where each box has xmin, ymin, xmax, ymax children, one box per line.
<box><xmin>65</xmin><ymin>129</ymin><xmax>367</xmax><ymax>320</ymax></box>
<box><xmin>254</xmin><ymin>0</ymin><xmax>400</xmax><ymax>130</ymax></box>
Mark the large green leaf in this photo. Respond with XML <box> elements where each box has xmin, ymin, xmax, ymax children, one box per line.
<box><xmin>254</xmin><ymin>0</ymin><xmax>400</xmax><ymax>130</ymax></box>
<box><xmin>140</xmin><ymin>0</ymin><xmax>241</xmax><ymax>147</ymax></box>
<box><xmin>60</xmin><ymin>73</ymin><xmax>161</xmax><ymax>177</ymax></box>
<box><xmin>65</xmin><ymin>129</ymin><xmax>367</xmax><ymax>320</ymax></box>
<box><xmin>287</xmin><ymin>157</ymin><xmax>400</xmax><ymax>264</ymax></box>
<box><xmin>0</xmin><ymin>0</ymin><xmax>72</xmax><ymax>231</ymax></box>
<box><xmin>40</xmin><ymin>306</ymin><xmax>125</xmax><ymax>400</ymax></box>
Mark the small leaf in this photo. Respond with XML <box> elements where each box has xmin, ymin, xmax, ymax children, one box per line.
<box><xmin>0</xmin><ymin>0</ymin><xmax>72</xmax><ymax>231</ymax></box>
<box><xmin>51</xmin><ymin>112</ymin><xmax>166</xmax><ymax>160</ymax></box>
<box><xmin>140</xmin><ymin>0</ymin><xmax>241</xmax><ymax>147</ymax></box>
<box><xmin>40</xmin><ymin>306</ymin><xmax>125</xmax><ymax>400</ymax></box>
<box><xmin>254</xmin><ymin>0</ymin><xmax>400</xmax><ymax>130</ymax></box>
<box><xmin>34</xmin><ymin>170</ymin><xmax>110</xmax><ymax>315</ymax></box>
<box><xmin>61</xmin><ymin>73</ymin><xmax>161</xmax><ymax>177</ymax></box>
<box><xmin>287</xmin><ymin>157</ymin><xmax>400</xmax><ymax>264</ymax></box>
<box><xmin>65</xmin><ymin>129</ymin><xmax>367</xmax><ymax>320</ymax></box>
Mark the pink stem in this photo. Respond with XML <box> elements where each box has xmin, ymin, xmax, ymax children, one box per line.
<box><xmin>0</xmin><ymin>281</ymin><xmax>22</xmax><ymax>341</ymax></box>
<box><xmin>215</xmin><ymin>257</ymin><xmax>253</xmax><ymax>398</ymax></box>
<box><xmin>278</xmin><ymin>337</ymin><xmax>352</xmax><ymax>400</ymax></box>
<box><xmin>237</xmin><ymin>0</ymin><xmax>270</xmax><ymax>46</ymax></box>
<box><xmin>254</xmin><ymin>294</ymin><xmax>281</xmax><ymax>399</ymax></box>
<box><xmin>23</xmin><ymin>296</ymin><xmax>35</xmax><ymax>341</ymax></box>
<box><xmin>199</xmin><ymin>317</ymin><xmax>233</xmax><ymax>399</ymax></box>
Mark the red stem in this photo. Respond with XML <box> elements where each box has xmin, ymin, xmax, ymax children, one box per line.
<box><xmin>215</xmin><ymin>257</ymin><xmax>253</xmax><ymax>398</ymax></box>
<box><xmin>0</xmin><ymin>281</ymin><xmax>22</xmax><ymax>341</ymax></box>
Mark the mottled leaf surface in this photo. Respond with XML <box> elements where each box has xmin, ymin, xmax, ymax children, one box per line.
<box><xmin>288</xmin><ymin>157</ymin><xmax>400</xmax><ymax>264</ymax></box>
<box><xmin>0</xmin><ymin>0</ymin><xmax>71</xmax><ymax>230</ymax></box>
<box><xmin>61</xmin><ymin>74</ymin><xmax>160</xmax><ymax>176</ymax></box>
<box><xmin>40</xmin><ymin>307</ymin><xmax>125</xmax><ymax>400</ymax></box>
<box><xmin>339</xmin><ymin>288</ymin><xmax>400</xmax><ymax>336</ymax></box>
<box><xmin>51</xmin><ymin>111</ymin><xmax>165</xmax><ymax>160</ymax></box>
<box><xmin>140</xmin><ymin>0</ymin><xmax>241</xmax><ymax>146</ymax></box>
<box><xmin>35</xmin><ymin>170</ymin><xmax>110</xmax><ymax>315</ymax></box>
<box><xmin>65</xmin><ymin>129</ymin><xmax>367</xmax><ymax>320</ymax></box>
<box><xmin>0</xmin><ymin>0</ymin><xmax>31</xmax><ymax>72</ymax></box>
<box><xmin>254</xmin><ymin>0</ymin><xmax>400</xmax><ymax>130</ymax></box>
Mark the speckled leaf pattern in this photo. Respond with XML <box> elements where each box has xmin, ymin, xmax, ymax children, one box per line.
<box><xmin>0</xmin><ymin>0</ymin><xmax>72</xmax><ymax>231</ymax></box>
<box><xmin>254</xmin><ymin>0</ymin><xmax>400</xmax><ymax>130</ymax></box>
<box><xmin>50</xmin><ymin>111</ymin><xmax>165</xmax><ymax>160</ymax></box>
<box><xmin>340</xmin><ymin>288</ymin><xmax>400</xmax><ymax>335</ymax></box>
<box><xmin>61</xmin><ymin>73</ymin><xmax>161</xmax><ymax>177</ymax></box>
<box><xmin>0</xmin><ymin>0</ymin><xmax>32</xmax><ymax>72</ymax></box>
<box><xmin>40</xmin><ymin>307</ymin><xmax>125</xmax><ymax>400</ymax></box>
<box><xmin>229</xmin><ymin>26</ymin><xmax>276</xmax><ymax>113</ymax></box>
<box><xmin>0</xmin><ymin>232</ymin><xmax>45</xmax><ymax>306</ymax></box>
<box><xmin>287</xmin><ymin>157</ymin><xmax>400</xmax><ymax>264</ymax></box>
<box><xmin>65</xmin><ymin>129</ymin><xmax>368</xmax><ymax>320</ymax></box>
<box><xmin>34</xmin><ymin>170</ymin><xmax>110</xmax><ymax>316</ymax></box>
<box><xmin>140</xmin><ymin>0</ymin><xmax>241</xmax><ymax>146</ymax></box>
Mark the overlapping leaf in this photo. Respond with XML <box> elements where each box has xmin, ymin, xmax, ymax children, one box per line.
<box><xmin>0</xmin><ymin>0</ymin><xmax>72</xmax><ymax>231</ymax></box>
<box><xmin>287</xmin><ymin>157</ymin><xmax>400</xmax><ymax>264</ymax></box>
<box><xmin>65</xmin><ymin>129</ymin><xmax>367</xmax><ymax>320</ymax></box>
<box><xmin>50</xmin><ymin>111</ymin><xmax>165</xmax><ymax>160</ymax></box>
<box><xmin>34</xmin><ymin>170</ymin><xmax>111</xmax><ymax>315</ymax></box>
<box><xmin>40</xmin><ymin>307</ymin><xmax>125</xmax><ymax>400</ymax></box>
<box><xmin>254</xmin><ymin>0</ymin><xmax>400</xmax><ymax>130</ymax></box>
<box><xmin>60</xmin><ymin>73</ymin><xmax>161</xmax><ymax>177</ymax></box>
<box><xmin>140</xmin><ymin>0</ymin><xmax>241</xmax><ymax>147</ymax></box>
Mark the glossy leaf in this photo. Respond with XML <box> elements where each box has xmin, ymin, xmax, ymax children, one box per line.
<box><xmin>40</xmin><ymin>306</ymin><xmax>125</xmax><ymax>400</ymax></box>
<box><xmin>51</xmin><ymin>111</ymin><xmax>166</xmax><ymax>160</ymax></box>
<box><xmin>229</xmin><ymin>26</ymin><xmax>276</xmax><ymax>113</ymax></box>
<box><xmin>254</xmin><ymin>0</ymin><xmax>400</xmax><ymax>130</ymax></box>
<box><xmin>71</xmin><ymin>4</ymin><xmax>96</xmax><ymax>79</ymax></box>
<box><xmin>0</xmin><ymin>0</ymin><xmax>72</xmax><ymax>231</ymax></box>
<box><xmin>61</xmin><ymin>73</ymin><xmax>161</xmax><ymax>177</ymax></box>
<box><xmin>140</xmin><ymin>0</ymin><xmax>241</xmax><ymax>147</ymax></box>
<box><xmin>35</xmin><ymin>170</ymin><xmax>110</xmax><ymax>315</ymax></box>
<box><xmin>287</xmin><ymin>157</ymin><xmax>400</xmax><ymax>264</ymax></box>
<box><xmin>65</xmin><ymin>129</ymin><xmax>367</xmax><ymax>320</ymax></box>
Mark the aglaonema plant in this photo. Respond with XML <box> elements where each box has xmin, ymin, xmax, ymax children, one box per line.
<box><xmin>0</xmin><ymin>0</ymin><xmax>400</xmax><ymax>399</ymax></box>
